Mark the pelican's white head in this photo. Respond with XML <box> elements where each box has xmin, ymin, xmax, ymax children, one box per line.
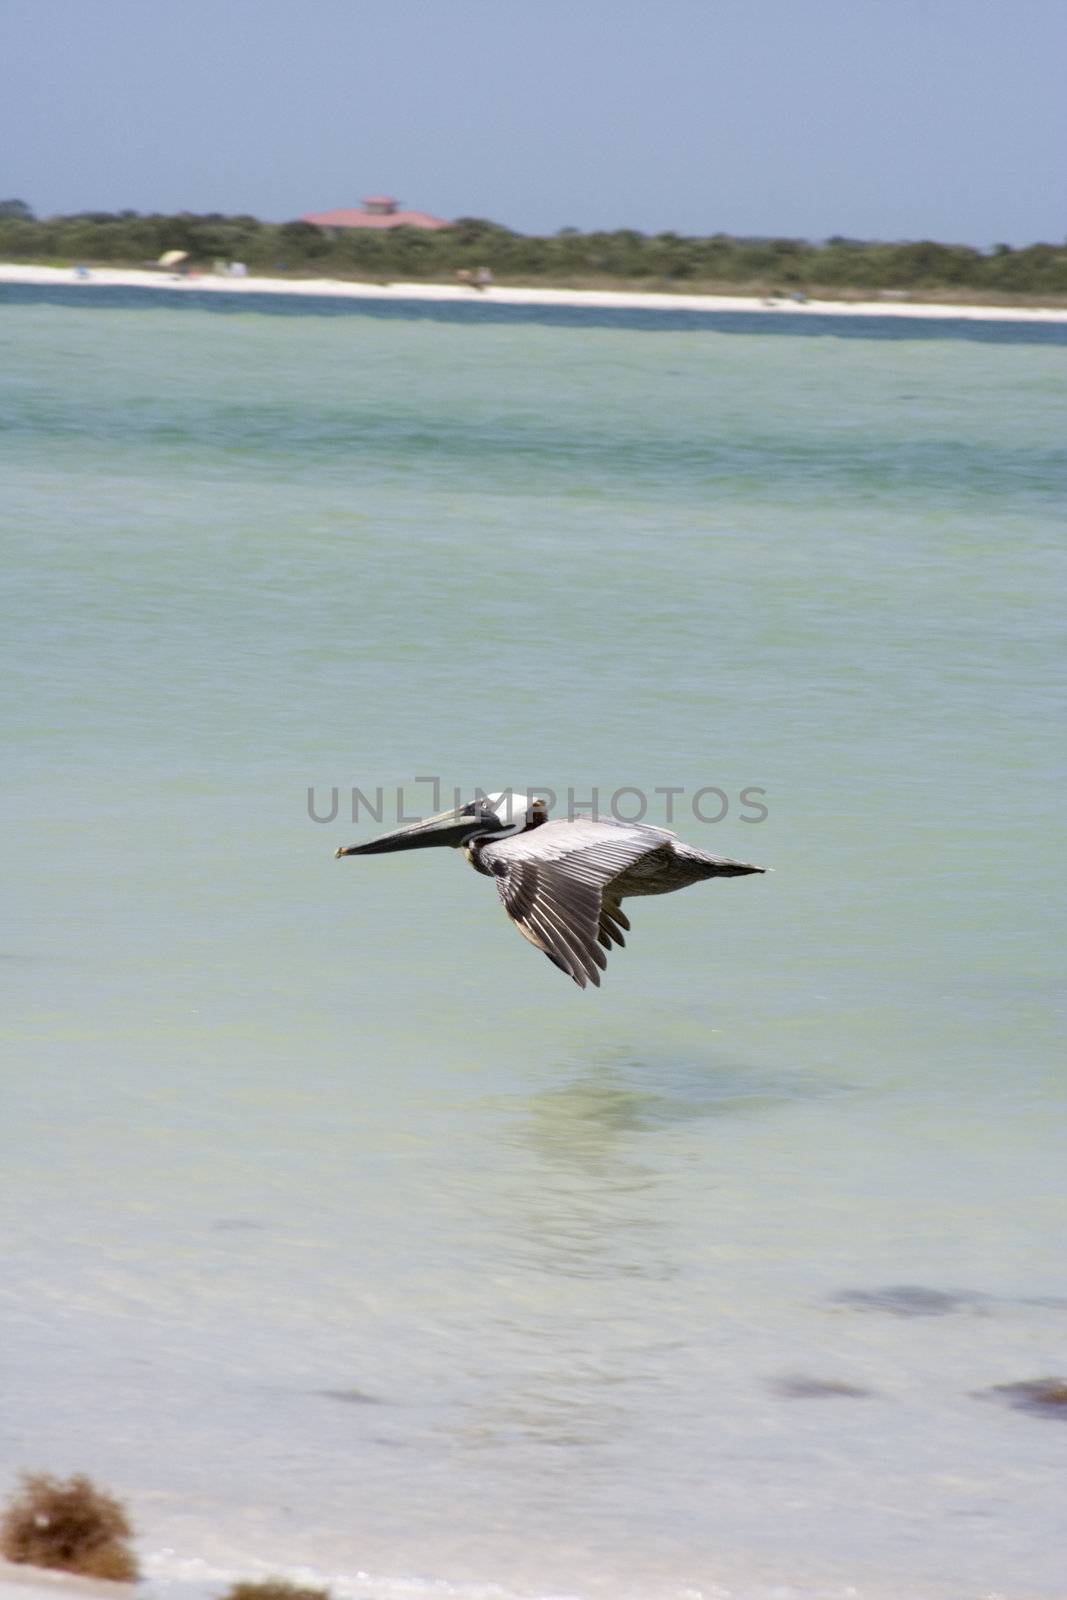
<box><xmin>478</xmin><ymin>791</ymin><xmax>548</xmax><ymax>834</ymax></box>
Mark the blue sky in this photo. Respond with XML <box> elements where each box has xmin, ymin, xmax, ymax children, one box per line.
<box><xmin>4</xmin><ymin>0</ymin><xmax>1065</xmax><ymax>244</ymax></box>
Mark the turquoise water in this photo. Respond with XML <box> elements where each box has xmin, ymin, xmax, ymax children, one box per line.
<box><xmin>1</xmin><ymin>286</ymin><xmax>1065</xmax><ymax>1600</ymax></box>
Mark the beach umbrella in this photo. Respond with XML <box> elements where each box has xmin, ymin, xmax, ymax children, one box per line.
<box><xmin>158</xmin><ymin>250</ymin><xmax>189</xmax><ymax>268</ymax></box>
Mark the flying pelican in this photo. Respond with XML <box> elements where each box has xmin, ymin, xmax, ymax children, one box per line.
<box><xmin>336</xmin><ymin>792</ymin><xmax>766</xmax><ymax>988</ymax></box>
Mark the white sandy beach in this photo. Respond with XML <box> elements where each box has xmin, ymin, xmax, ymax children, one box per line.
<box><xmin>2</xmin><ymin>261</ymin><xmax>1065</xmax><ymax>322</ymax></box>
<box><xmin>0</xmin><ymin>1555</ymin><xmax>1026</xmax><ymax>1600</ymax></box>
<box><xmin>0</xmin><ymin>1566</ymin><xmax>132</xmax><ymax>1600</ymax></box>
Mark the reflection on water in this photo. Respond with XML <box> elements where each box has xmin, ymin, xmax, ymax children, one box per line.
<box><xmin>473</xmin><ymin>1046</ymin><xmax>856</xmax><ymax>1293</ymax></box>
<box><xmin>445</xmin><ymin>1064</ymin><xmax>672</xmax><ymax>1453</ymax></box>
<box><xmin>447</xmin><ymin>1052</ymin><xmax>820</xmax><ymax>1456</ymax></box>
<box><xmin>500</xmin><ymin>1067</ymin><xmax>675</xmax><ymax>1284</ymax></box>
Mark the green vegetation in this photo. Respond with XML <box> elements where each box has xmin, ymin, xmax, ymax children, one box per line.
<box><xmin>0</xmin><ymin>1472</ymin><xmax>139</xmax><ymax>1581</ymax></box>
<box><xmin>218</xmin><ymin>1581</ymin><xmax>330</xmax><ymax>1600</ymax></box>
<box><xmin>2</xmin><ymin>201</ymin><xmax>1065</xmax><ymax>300</ymax></box>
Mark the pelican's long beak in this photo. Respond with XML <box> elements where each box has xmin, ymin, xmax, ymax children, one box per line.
<box><xmin>335</xmin><ymin>806</ymin><xmax>476</xmax><ymax>858</ymax></box>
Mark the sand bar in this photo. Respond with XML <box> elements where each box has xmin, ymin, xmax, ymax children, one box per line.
<box><xmin>2</xmin><ymin>262</ymin><xmax>1065</xmax><ymax>322</ymax></box>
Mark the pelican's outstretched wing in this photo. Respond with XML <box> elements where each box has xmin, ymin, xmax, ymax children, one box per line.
<box><xmin>480</xmin><ymin>819</ymin><xmax>667</xmax><ymax>988</ymax></box>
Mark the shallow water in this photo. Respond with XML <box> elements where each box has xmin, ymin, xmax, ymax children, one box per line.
<box><xmin>1</xmin><ymin>286</ymin><xmax>1065</xmax><ymax>1599</ymax></box>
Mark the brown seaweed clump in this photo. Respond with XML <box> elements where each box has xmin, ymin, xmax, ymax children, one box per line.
<box><xmin>829</xmin><ymin>1285</ymin><xmax>989</xmax><ymax>1317</ymax></box>
<box><xmin>220</xmin><ymin>1582</ymin><xmax>331</xmax><ymax>1600</ymax></box>
<box><xmin>978</xmin><ymin>1377</ymin><xmax>1067</xmax><ymax>1418</ymax></box>
<box><xmin>770</xmin><ymin>1373</ymin><xmax>875</xmax><ymax>1399</ymax></box>
<box><xmin>0</xmin><ymin>1472</ymin><xmax>138</xmax><ymax>1581</ymax></box>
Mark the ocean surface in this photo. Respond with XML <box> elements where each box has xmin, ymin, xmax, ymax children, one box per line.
<box><xmin>1</xmin><ymin>284</ymin><xmax>1065</xmax><ymax>1600</ymax></box>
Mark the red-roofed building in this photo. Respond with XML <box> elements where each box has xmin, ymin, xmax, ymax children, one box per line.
<box><xmin>301</xmin><ymin>196</ymin><xmax>451</xmax><ymax>231</ymax></box>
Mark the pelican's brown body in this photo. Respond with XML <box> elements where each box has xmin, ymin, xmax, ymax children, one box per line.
<box><xmin>459</xmin><ymin>812</ymin><xmax>765</xmax><ymax>985</ymax></box>
<box><xmin>334</xmin><ymin>791</ymin><xmax>767</xmax><ymax>988</ymax></box>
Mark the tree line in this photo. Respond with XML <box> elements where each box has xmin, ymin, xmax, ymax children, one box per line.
<box><xmin>1</xmin><ymin>201</ymin><xmax>1064</xmax><ymax>297</ymax></box>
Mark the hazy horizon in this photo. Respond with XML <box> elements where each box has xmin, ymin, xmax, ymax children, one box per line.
<box><xmin>4</xmin><ymin>0</ymin><xmax>1066</xmax><ymax>249</ymax></box>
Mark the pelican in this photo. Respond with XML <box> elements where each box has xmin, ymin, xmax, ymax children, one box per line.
<box><xmin>335</xmin><ymin>792</ymin><xmax>766</xmax><ymax>988</ymax></box>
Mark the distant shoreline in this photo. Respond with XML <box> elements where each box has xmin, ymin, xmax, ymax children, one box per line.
<box><xmin>3</xmin><ymin>262</ymin><xmax>1066</xmax><ymax>323</ymax></box>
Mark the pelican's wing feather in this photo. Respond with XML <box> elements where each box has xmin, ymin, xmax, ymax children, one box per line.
<box><xmin>502</xmin><ymin>816</ymin><xmax>673</xmax><ymax>863</ymax></box>
<box><xmin>490</xmin><ymin>858</ymin><xmax>607</xmax><ymax>987</ymax></box>
<box><xmin>481</xmin><ymin>819</ymin><xmax>664</xmax><ymax>987</ymax></box>
<box><xmin>598</xmin><ymin>896</ymin><xmax>630</xmax><ymax>950</ymax></box>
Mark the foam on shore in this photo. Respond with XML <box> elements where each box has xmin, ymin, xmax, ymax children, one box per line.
<box><xmin>2</xmin><ymin>262</ymin><xmax>1065</xmax><ymax>322</ymax></box>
